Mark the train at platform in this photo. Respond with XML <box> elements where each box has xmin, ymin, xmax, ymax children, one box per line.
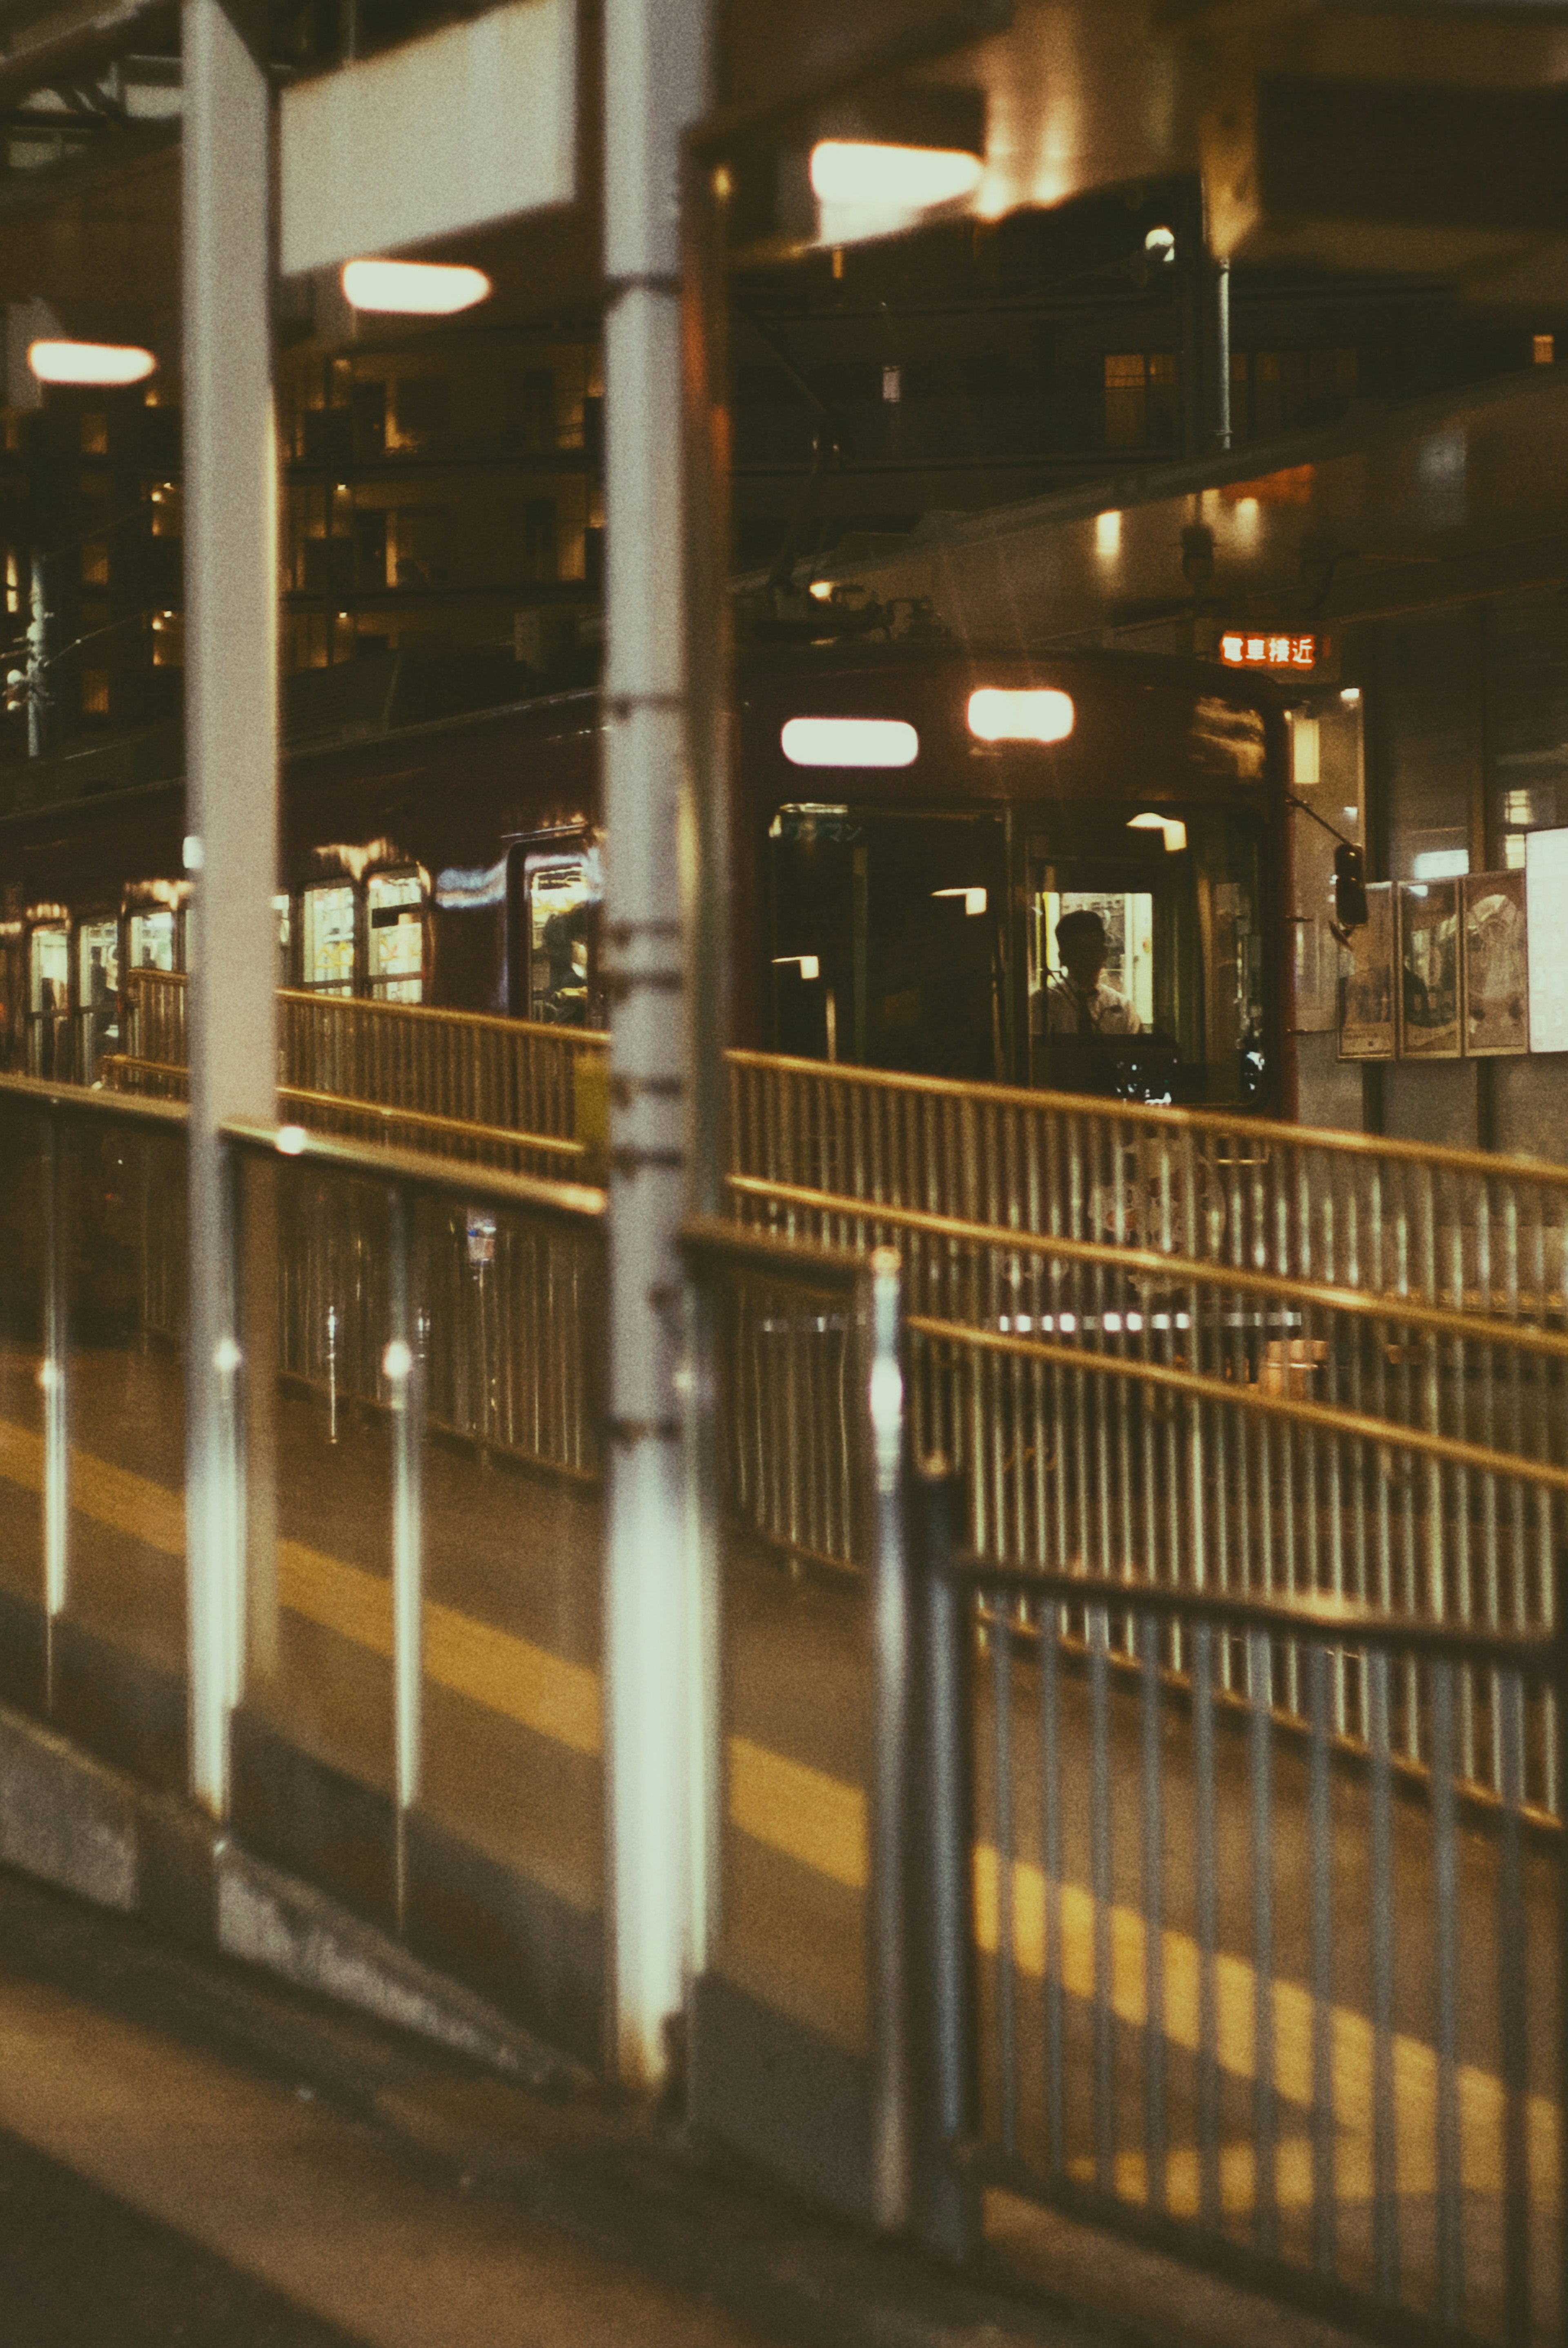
<box><xmin>0</xmin><ymin>635</ymin><xmax>1298</xmax><ymax>1114</ymax></box>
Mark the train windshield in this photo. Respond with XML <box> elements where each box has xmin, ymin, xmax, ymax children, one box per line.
<box><xmin>769</xmin><ymin>806</ymin><xmax>1006</xmax><ymax>1080</ymax></box>
<box><xmin>1028</xmin><ymin>803</ymin><xmax>1266</xmax><ymax>1105</ymax></box>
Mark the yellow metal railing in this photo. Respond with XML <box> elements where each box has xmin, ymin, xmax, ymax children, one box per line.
<box><xmin>105</xmin><ymin>967</ymin><xmax>609</xmax><ymax>1180</ymax></box>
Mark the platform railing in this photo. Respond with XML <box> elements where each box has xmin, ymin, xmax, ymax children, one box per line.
<box><xmin>911</xmin><ymin>1476</ymin><xmax>1568</xmax><ymax>2347</ymax></box>
<box><xmin>105</xmin><ymin>967</ymin><xmax>610</xmax><ymax>1178</ymax></box>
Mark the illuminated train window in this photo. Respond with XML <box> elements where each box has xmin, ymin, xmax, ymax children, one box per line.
<box><xmin>302</xmin><ymin>882</ymin><xmax>356</xmax><ymax>995</ymax></box>
<box><xmin>77</xmin><ymin>916</ymin><xmax>120</xmax><ymax>1082</ymax></box>
<box><xmin>528</xmin><ymin>860</ymin><xmax>593</xmax><ymax>1025</ymax></box>
<box><xmin>367</xmin><ymin>871</ymin><xmax>423</xmax><ymax>1003</ymax></box>
<box><xmin>27</xmin><ymin>924</ymin><xmax>69</xmax><ymax>1078</ymax></box>
<box><xmin>128</xmin><ymin>908</ymin><xmax>178</xmax><ymax>970</ymax></box>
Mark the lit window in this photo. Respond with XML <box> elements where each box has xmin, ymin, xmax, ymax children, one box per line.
<box><xmin>1535</xmin><ymin>334</ymin><xmax>1555</xmax><ymax>366</ymax></box>
<box><xmin>1412</xmin><ymin>848</ymin><xmax>1469</xmax><ymax>881</ymax></box>
<box><xmin>302</xmin><ymin>882</ymin><xmax>356</xmax><ymax>995</ymax></box>
<box><xmin>367</xmin><ymin>871</ymin><xmax>423</xmax><ymax>1004</ymax></box>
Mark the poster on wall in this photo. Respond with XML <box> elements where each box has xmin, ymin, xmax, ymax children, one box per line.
<box><xmin>1398</xmin><ymin>878</ymin><xmax>1462</xmax><ymax>1058</ymax></box>
<box><xmin>1526</xmin><ymin>826</ymin><xmax>1568</xmax><ymax>1054</ymax></box>
<box><xmin>1339</xmin><ymin>881</ymin><xmax>1394</xmax><ymax>1060</ymax></box>
<box><xmin>1463</xmin><ymin>871</ymin><xmax>1529</xmax><ymax>1055</ymax></box>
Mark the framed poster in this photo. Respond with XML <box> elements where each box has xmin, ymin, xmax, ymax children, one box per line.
<box><xmin>1463</xmin><ymin>871</ymin><xmax>1529</xmax><ymax>1056</ymax></box>
<box><xmin>1397</xmin><ymin>878</ymin><xmax>1461</xmax><ymax>1058</ymax></box>
<box><xmin>1339</xmin><ymin>881</ymin><xmax>1394</xmax><ymax>1060</ymax></box>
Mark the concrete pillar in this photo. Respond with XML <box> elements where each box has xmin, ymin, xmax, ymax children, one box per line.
<box><xmin>601</xmin><ymin>0</ymin><xmax>711</xmax><ymax>2090</ymax></box>
<box><xmin>181</xmin><ymin>0</ymin><xmax>279</xmax><ymax>1815</ymax></box>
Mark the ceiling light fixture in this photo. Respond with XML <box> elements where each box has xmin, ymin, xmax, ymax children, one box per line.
<box><xmin>29</xmin><ymin>340</ymin><xmax>155</xmax><ymax>387</ymax></box>
<box><xmin>341</xmin><ymin>259</ymin><xmax>491</xmax><ymax>315</ymax></box>
<box><xmin>1128</xmin><ymin>811</ymin><xmax>1188</xmax><ymax>854</ymax></box>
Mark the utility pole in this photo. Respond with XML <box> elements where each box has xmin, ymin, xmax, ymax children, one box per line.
<box><xmin>601</xmin><ymin>0</ymin><xmax>713</xmax><ymax>2093</ymax></box>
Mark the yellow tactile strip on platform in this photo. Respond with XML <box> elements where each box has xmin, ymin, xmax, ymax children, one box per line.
<box><xmin>0</xmin><ymin>1415</ymin><xmax>1557</xmax><ymax>2212</ymax></box>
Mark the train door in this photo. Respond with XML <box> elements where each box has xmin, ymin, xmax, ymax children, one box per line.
<box><xmin>27</xmin><ymin>922</ymin><xmax>69</xmax><ymax>1078</ymax></box>
<box><xmin>0</xmin><ymin>924</ymin><xmax>24</xmax><ymax>1070</ymax></box>
<box><xmin>301</xmin><ymin>881</ymin><xmax>357</xmax><ymax>996</ymax></box>
<box><xmin>366</xmin><ymin>871</ymin><xmax>424</xmax><ymax>1002</ymax></box>
<box><xmin>768</xmin><ymin>806</ymin><xmax>1006</xmax><ymax>1079</ymax></box>
<box><xmin>511</xmin><ymin>839</ymin><xmax>601</xmax><ymax>1026</ymax></box>
<box><xmin>76</xmin><ymin>916</ymin><xmax>120</xmax><ymax>1082</ymax></box>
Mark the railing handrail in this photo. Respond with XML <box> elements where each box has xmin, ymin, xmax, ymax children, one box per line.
<box><xmin>0</xmin><ymin>1070</ymin><xmax>189</xmax><ymax>1128</ymax></box>
<box><xmin>730</xmin><ymin>1173</ymin><xmax>1568</xmax><ymax>1353</ymax></box>
<box><xmin>729</xmin><ymin>1045</ymin><xmax>1568</xmax><ymax>1194</ymax></box>
<box><xmin>220</xmin><ymin>1116</ymin><xmax>608</xmax><ymax>1221</ymax></box>
<box><xmin>941</xmin><ymin>1552</ymin><xmax>1560</xmax><ymax>1669</ymax></box>
<box><xmin>907</xmin><ymin>1308</ymin><xmax>1568</xmax><ymax>1497</ymax></box>
<box><xmin>123</xmin><ymin>965</ymin><xmax>610</xmax><ymax>1052</ymax></box>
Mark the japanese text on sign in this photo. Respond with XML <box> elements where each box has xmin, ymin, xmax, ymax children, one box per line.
<box><xmin>1220</xmin><ymin>631</ymin><xmax>1319</xmax><ymax>670</ymax></box>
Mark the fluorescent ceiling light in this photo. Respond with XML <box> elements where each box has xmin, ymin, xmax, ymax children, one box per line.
<box><xmin>341</xmin><ymin>258</ymin><xmax>491</xmax><ymax>314</ymax></box>
<box><xmin>781</xmin><ymin>716</ymin><xmax>918</xmax><ymax>769</ymax></box>
<box><xmin>29</xmin><ymin>340</ymin><xmax>155</xmax><ymax>386</ymax></box>
<box><xmin>933</xmin><ymin>887</ymin><xmax>987</xmax><ymax>916</ymax></box>
<box><xmin>809</xmin><ymin>140</ymin><xmax>983</xmax><ymax>212</ymax></box>
<box><xmin>1095</xmin><ymin>510</ymin><xmax>1120</xmax><ymax>558</ymax></box>
<box><xmin>773</xmin><ymin>954</ymin><xmax>820</xmax><ymax>979</ymax></box>
<box><xmin>967</xmin><ymin>687</ymin><xmax>1074</xmax><ymax>744</ymax></box>
<box><xmin>1129</xmin><ymin>811</ymin><xmax>1188</xmax><ymax>853</ymax></box>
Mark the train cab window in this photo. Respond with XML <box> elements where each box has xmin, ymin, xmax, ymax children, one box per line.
<box><xmin>768</xmin><ymin>806</ymin><xmax>1006</xmax><ymax>1080</ymax></box>
<box><xmin>28</xmin><ymin>924</ymin><xmax>69</xmax><ymax>1078</ymax></box>
<box><xmin>1027</xmin><ymin>805</ymin><xmax>1266</xmax><ymax>1105</ymax></box>
<box><xmin>525</xmin><ymin>856</ymin><xmax>595</xmax><ymax>1025</ymax></box>
<box><xmin>77</xmin><ymin>917</ymin><xmax>119</xmax><ymax>1082</ymax></box>
<box><xmin>301</xmin><ymin>882</ymin><xmax>356</xmax><ymax>995</ymax></box>
<box><xmin>366</xmin><ymin>872</ymin><xmax>423</xmax><ymax>1002</ymax></box>
<box><xmin>128</xmin><ymin>907</ymin><xmax>179</xmax><ymax>970</ymax></box>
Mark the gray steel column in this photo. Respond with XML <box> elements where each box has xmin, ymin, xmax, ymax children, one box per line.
<box><xmin>182</xmin><ymin>0</ymin><xmax>279</xmax><ymax>1816</ymax></box>
<box><xmin>601</xmin><ymin>0</ymin><xmax>711</xmax><ymax>2090</ymax></box>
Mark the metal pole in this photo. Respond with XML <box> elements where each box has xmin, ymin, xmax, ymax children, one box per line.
<box><xmin>918</xmin><ymin>1465</ymin><xmax>979</xmax><ymax>2262</ymax></box>
<box><xmin>601</xmin><ymin>0</ymin><xmax>711</xmax><ymax>2092</ymax></box>
<box><xmin>865</xmin><ymin>1245</ymin><xmax>911</xmax><ymax>2231</ymax></box>
<box><xmin>680</xmin><ymin>118</ymin><xmax>734</xmax><ymax>1991</ymax></box>
<box><xmin>26</xmin><ymin>553</ymin><xmax>47</xmax><ymax>761</ymax></box>
<box><xmin>182</xmin><ymin>0</ymin><xmax>279</xmax><ymax>1817</ymax></box>
<box><xmin>41</xmin><ymin>1107</ymin><xmax>67</xmax><ymax>1704</ymax></box>
<box><xmin>1212</xmin><ymin>257</ymin><xmax>1232</xmax><ymax>455</ymax></box>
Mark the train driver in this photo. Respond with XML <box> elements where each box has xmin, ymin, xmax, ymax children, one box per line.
<box><xmin>1038</xmin><ymin>907</ymin><xmax>1141</xmax><ymax>1038</ymax></box>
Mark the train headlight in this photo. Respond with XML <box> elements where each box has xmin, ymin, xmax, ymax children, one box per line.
<box><xmin>967</xmin><ymin>688</ymin><xmax>1074</xmax><ymax>744</ymax></box>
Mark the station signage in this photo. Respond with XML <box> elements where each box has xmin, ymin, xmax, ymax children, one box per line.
<box><xmin>1220</xmin><ymin>630</ymin><xmax>1322</xmax><ymax>671</ymax></box>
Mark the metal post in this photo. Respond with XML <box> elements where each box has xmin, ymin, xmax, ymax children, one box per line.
<box><xmin>1212</xmin><ymin>257</ymin><xmax>1232</xmax><ymax>454</ymax></box>
<box><xmin>865</xmin><ymin>1245</ymin><xmax>911</xmax><ymax>2231</ymax></box>
<box><xmin>601</xmin><ymin>0</ymin><xmax>711</xmax><ymax>2091</ymax></box>
<box><xmin>680</xmin><ymin>116</ymin><xmax>734</xmax><ymax>1992</ymax></box>
<box><xmin>40</xmin><ymin>1108</ymin><xmax>67</xmax><ymax>1702</ymax></box>
<box><xmin>182</xmin><ymin>0</ymin><xmax>279</xmax><ymax>1817</ymax></box>
<box><xmin>388</xmin><ymin>1183</ymin><xmax>423</xmax><ymax>1927</ymax></box>
<box><xmin>26</xmin><ymin>553</ymin><xmax>47</xmax><ymax>762</ymax></box>
<box><xmin>918</xmin><ymin>1466</ymin><xmax>979</xmax><ymax>2261</ymax></box>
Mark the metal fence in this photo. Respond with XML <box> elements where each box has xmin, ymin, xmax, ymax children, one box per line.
<box><xmin>728</xmin><ymin>1054</ymin><xmax>1568</xmax><ymax>1816</ymax></box>
<box><xmin>107</xmin><ymin>967</ymin><xmax>609</xmax><ymax>1179</ymax></box>
<box><xmin>913</xmin><ymin>1489</ymin><xmax>1567</xmax><ymax>2347</ymax></box>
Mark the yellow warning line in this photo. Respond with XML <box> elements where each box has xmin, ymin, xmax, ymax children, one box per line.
<box><xmin>2</xmin><ymin>1417</ymin><xmax>1555</xmax><ymax>2202</ymax></box>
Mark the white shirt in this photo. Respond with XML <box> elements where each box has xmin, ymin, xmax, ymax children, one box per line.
<box><xmin>1038</xmin><ymin>975</ymin><xmax>1142</xmax><ymax>1036</ymax></box>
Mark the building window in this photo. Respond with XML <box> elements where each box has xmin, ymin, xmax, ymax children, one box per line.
<box><xmin>1535</xmin><ymin>333</ymin><xmax>1556</xmax><ymax>366</ymax></box>
<box><xmin>392</xmin><ymin>376</ymin><xmax>451</xmax><ymax>452</ymax></box>
<box><xmin>1244</xmin><ymin>348</ymin><xmax>1356</xmax><ymax>439</ymax></box>
<box><xmin>82</xmin><ymin>541</ymin><xmax>109</xmax><ymax>587</ymax></box>
<box><xmin>1104</xmin><ymin>352</ymin><xmax>1177</xmax><ymax>450</ymax></box>
<box><xmin>80</xmin><ymin>412</ymin><xmax>108</xmax><ymax>455</ymax></box>
<box><xmin>511</xmin><ymin>369</ymin><xmax>557</xmax><ymax>452</ymax></box>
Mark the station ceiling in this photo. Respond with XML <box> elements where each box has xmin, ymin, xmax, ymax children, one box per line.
<box><xmin>0</xmin><ymin>0</ymin><xmax>1566</xmax><ymax>363</ymax></box>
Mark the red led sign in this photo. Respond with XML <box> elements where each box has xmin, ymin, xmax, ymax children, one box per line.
<box><xmin>1220</xmin><ymin>631</ymin><xmax>1320</xmax><ymax>670</ymax></box>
